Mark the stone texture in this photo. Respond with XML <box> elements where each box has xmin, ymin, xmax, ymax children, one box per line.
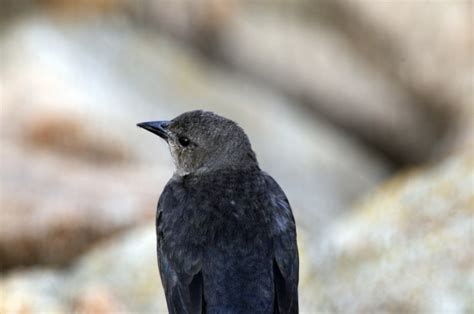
<box><xmin>0</xmin><ymin>14</ymin><xmax>388</xmax><ymax>269</ymax></box>
<box><xmin>0</xmin><ymin>226</ymin><xmax>182</xmax><ymax>313</ymax></box>
<box><xmin>1</xmin><ymin>4</ymin><xmax>471</xmax><ymax>313</ymax></box>
<box><xmin>0</xmin><ymin>224</ymin><xmax>317</xmax><ymax>313</ymax></box>
<box><xmin>1</xmin><ymin>151</ymin><xmax>472</xmax><ymax>313</ymax></box>
<box><xmin>0</xmin><ymin>269</ymin><xmax>67</xmax><ymax>313</ymax></box>
<box><xmin>123</xmin><ymin>0</ymin><xmax>472</xmax><ymax>163</ymax></box>
<box><xmin>0</xmin><ymin>140</ymin><xmax>160</xmax><ymax>269</ymax></box>
<box><xmin>311</xmin><ymin>151</ymin><xmax>474</xmax><ymax>313</ymax></box>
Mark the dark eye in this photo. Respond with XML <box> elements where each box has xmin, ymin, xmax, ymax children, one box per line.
<box><xmin>178</xmin><ymin>136</ymin><xmax>190</xmax><ymax>147</ymax></box>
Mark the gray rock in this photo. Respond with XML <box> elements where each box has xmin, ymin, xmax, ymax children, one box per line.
<box><xmin>125</xmin><ymin>0</ymin><xmax>472</xmax><ymax>163</ymax></box>
<box><xmin>1</xmin><ymin>151</ymin><xmax>472</xmax><ymax>312</ymax></box>
<box><xmin>0</xmin><ymin>224</ymin><xmax>315</xmax><ymax>313</ymax></box>
<box><xmin>0</xmin><ymin>269</ymin><xmax>67</xmax><ymax>313</ymax></box>
<box><xmin>0</xmin><ymin>228</ymin><xmax>164</xmax><ymax>313</ymax></box>
<box><xmin>311</xmin><ymin>151</ymin><xmax>474</xmax><ymax>313</ymax></box>
<box><xmin>0</xmin><ymin>14</ymin><xmax>389</xmax><ymax>269</ymax></box>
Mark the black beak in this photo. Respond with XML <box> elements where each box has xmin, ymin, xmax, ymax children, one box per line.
<box><xmin>137</xmin><ymin>120</ymin><xmax>170</xmax><ymax>140</ymax></box>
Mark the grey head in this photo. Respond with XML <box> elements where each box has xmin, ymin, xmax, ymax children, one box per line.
<box><xmin>137</xmin><ymin>110</ymin><xmax>258</xmax><ymax>176</ymax></box>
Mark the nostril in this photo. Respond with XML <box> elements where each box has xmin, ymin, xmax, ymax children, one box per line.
<box><xmin>160</xmin><ymin>122</ymin><xmax>170</xmax><ymax>129</ymax></box>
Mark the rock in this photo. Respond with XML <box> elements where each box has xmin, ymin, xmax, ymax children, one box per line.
<box><xmin>0</xmin><ymin>269</ymin><xmax>67</xmax><ymax>313</ymax></box>
<box><xmin>74</xmin><ymin>287</ymin><xmax>126</xmax><ymax>314</ymax></box>
<box><xmin>0</xmin><ymin>45</ymin><xmax>167</xmax><ymax>269</ymax></box>
<box><xmin>218</xmin><ymin>6</ymin><xmax>446</xmax><ymax>164</ymax></box>
<box><xmin>0</xmin><ymin>14</ymin><xmax>389</xmax><ymax>270</ymax></box>
<box><xmin>0</xmin><ymin>140</ymin><xmax>160</xmax><ymax>269</ymax></box>
<box><xmin>312</xmin><ymin>151</ymin><xmax>474</xmax><ymax>313</ymax></box>
<box><xmin>0</xmin><ymin>6</ymin><xmax>471</xmax><ymax>312</ymax></box>
<box><xmin>324</xmin><ymin>0</ymin><xmax>474</xmax><ymax>157</ymax></box>
<box><xmin>123</xmin><ymin>0</ymin><xmax>472</xmax><ymax>164</ymax></box>
<box><xmin>68</xmin><ymin>226</ymin><xmax>168</xmax><ymax>313</ymax></box>
<box><xmin>1</xmin><ymin>151</ymin><xmax>471</xmax><ymax>312</ymax></box>
<box><xmin>0</xmin><ymin>223</ymin><xmax>318</xmax><ymax>312</ymax></box>
<box><xmin>21</xmin><ymin>112</ymin><xmax>129</xmax><ymax>164</ymax></box>
<box><xmin>0</xmin><ymin>226</ymin><xmax>180</xmax><ymax>313</ymax></box>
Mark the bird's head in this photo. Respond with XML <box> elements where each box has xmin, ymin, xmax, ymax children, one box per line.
<box><xmin>137</xmin><ymin>110</ymin><xmax>258</xmax><ymax>176</ymax></box>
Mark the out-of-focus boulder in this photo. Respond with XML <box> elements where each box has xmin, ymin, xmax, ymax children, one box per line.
<box><xmin>0</xmin><ymin>227</ymin><xmax>164</xmax><ymax>313</ymax></box>
<box><xmin>219</xmin><ymin>6</ymin><xmax>446</xmax><ymax>164</ymax></box>
<box><xmin>323</xmin><ymin>0</ymin><xmax>474</xmax><ymax>156</ymax></box>
<box><xmin>0</xmin><ymin>224</ymin><xmax>318</xmax><ymax>312</ymax></box>
<box><xmin>1</xmin><ymin>151</ymin><xmax>471</xmax><ymax>312</ymax></box>
<box><xmin>312</xmin><ymin>151</ymin><xmax>474</xmax><ymax>312</ymax></box>
<box><xmin>122</xmin><ymin>0</ymin><xmax>472</xmax><ymax>164</ymax></box>
<box><xmin>0</xmin><ymin>15</ymin><xmax>389</xmax><ymax>270</ymax></box>
<box><xmin>0</xmin><ymin>269</ymin><xmax>67</xmax><ymax>313</ymax></box>
<box><xmin>0</xmin><ymin>19</ymin><xmax>169</xmax><ymax>269</ymax></box>
<box><xmin>68</xmin><ymin>226</ymin><xmax>167</xmax><ymax>313</ymax></box>
<box><xmin>0</xmin><ymin>139</ymin><xmax>160</xmax><ymax>269</ymax></box>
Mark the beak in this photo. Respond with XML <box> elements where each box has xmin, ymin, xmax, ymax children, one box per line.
<box><xmin>137</xmin><ymin>121</ymin><xmax>170</xmax><ymax>140</ymax></box>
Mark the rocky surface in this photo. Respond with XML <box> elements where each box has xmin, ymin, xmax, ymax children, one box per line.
<box><xmin>311</xmin><ymin>150</ymin><xmax>474</xmax><ymax>313</ymax></box>
<box><xmin>0</xmin><ymin>15</ymin><xmax>388</xmax><ymax>269</ymax></box>
<box><xmin>0</xmin><ymin>3</ymin><xmax>472</xmax><ymax>313</ymax></box>
<box><xmin>0</xmin><ymin>225</ymin><xmax>312</xmax><ymax>313</ymax></box>
<box><xmin>1</xmin><ymin>150</ymin><xmax>472</xmax><ymax>313</ymax></box>
<box><xmin>124</xmin><ymin>0</ymin><xmax>472</xmax><ymax>164</ymax></box>
<box><xmin>5</xmin><ymin>1</ymin><xmax>471</xmax><ymax>164</ymax></box>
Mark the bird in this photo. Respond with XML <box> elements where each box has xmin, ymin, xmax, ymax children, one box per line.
<box><xmin>137</xmin><ymin>110</ymin><xmax>298</xmax><ymax>314</ymax></box>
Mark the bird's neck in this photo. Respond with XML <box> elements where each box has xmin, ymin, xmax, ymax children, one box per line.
<box><xmin>175</xmin><ymin>163</ymin><xmax>260</xmax><ymax>181</ymax></box>
<box><xmin>175</xmin><ymin>148</ymin><xmax>259</xmax><ymax>178</ymax></box>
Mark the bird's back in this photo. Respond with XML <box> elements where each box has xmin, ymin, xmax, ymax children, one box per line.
<box><xmin>157</xmin><ymin>168</ymin><xmax>297</xmax><ymax>313</ymax></box>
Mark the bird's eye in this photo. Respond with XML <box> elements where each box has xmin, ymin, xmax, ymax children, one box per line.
<box><xmin>178</xmin><ymin>136</ymin><xmax>190</xmax><ymax>147</ymax></box>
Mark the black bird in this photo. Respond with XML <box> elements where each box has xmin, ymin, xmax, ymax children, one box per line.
<box><xmin>137</xmin><ymin>110</ymin><xmax>298</xmax><ymax>314</ymax></box>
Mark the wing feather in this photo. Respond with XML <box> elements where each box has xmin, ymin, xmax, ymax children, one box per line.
<box><xmin>157</xmin><ymin>183</ymin><xmax>203</xmax><ymax>314</ymax></box>
<box><xmin>263</xmin><ymin>173</ymin><xmax>299</xmax><ymax>314</ymax></box>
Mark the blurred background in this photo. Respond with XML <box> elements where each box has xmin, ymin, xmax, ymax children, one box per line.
<box><xmin>0</xmin><ymin>0</ymin><xmax>472</xmax><ymax>313</ymax></box>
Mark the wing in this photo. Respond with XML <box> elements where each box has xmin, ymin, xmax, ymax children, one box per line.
<box><xmin>157</xmin><ymin>182</ymin><xmax>203</xmax><ymax>314</ymax></box>
<box><xmin>263</xmin><ymin>173</ymin><xmax>299</xmax><ymax>314</ymax></box>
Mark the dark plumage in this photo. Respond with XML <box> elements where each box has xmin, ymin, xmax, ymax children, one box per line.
<box><xmin>137</xmin><ymin>110</ymin><xmax>298</xmax><ymax>314</ymax></box>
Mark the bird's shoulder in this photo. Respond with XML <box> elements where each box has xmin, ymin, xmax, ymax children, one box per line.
<box><xmin>261</xmin><ymin>172</ymin><xmax>299</xmax><ymax>313</ymax></box>
<box><xmin>162</xmin><ymin>168</ymin><xmax>265</xmax><ymax>201</ymax></box>
<box><xmin>157</xmin><ymin>169</ymin><xmax>275</xmax><ymax>239</ymax></box>
<box><xmin>157</xmin><ymin>176</ymin><xmax>185</xmax><ymax>213</ymax></box>
<box><xmin>158</xmin><ymin>170</ymin><xmax>294</xmax><ymax>220</ymax></box>
<box><xmin>261</xmin><ymin>172</ymin><xmax>296</xmax><ymax>229</ymax></box>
